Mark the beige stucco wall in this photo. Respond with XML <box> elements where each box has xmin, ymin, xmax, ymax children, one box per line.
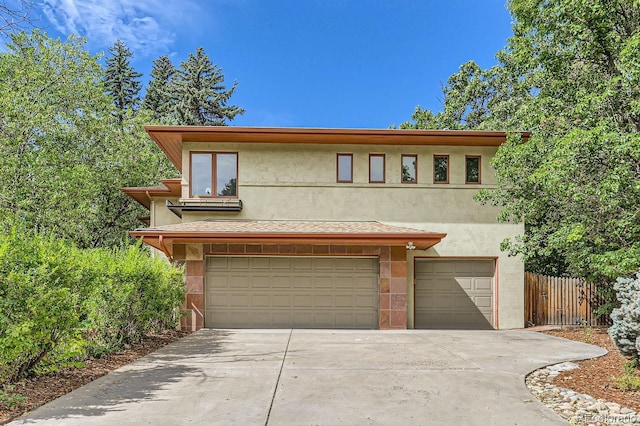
<box><xmin>150</xmin><ymin>197</ymin><xmax>182</xmax><ymax>228</ymax></box>
<box><xmin>182</xmin><ymin>142</ymin><xmax>498</xmax><ymax>189</ymax></box>
<box><xmin>150</xmin><ymin>141</ymin><xmax>525</xmax><ymax>329</ymax></box>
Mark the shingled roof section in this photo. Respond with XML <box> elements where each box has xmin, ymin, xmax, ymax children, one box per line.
<box><xmin>143</xmin><ymin>220</ymin><xmax>440</xmax><ymax>235</ymax></box>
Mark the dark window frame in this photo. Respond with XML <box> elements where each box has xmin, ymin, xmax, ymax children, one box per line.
<box><xmin>369</xmin><ymin>154</ymin><xmax>386</xmax><ymax>183</ymax></box>
<box><xmin>336</xmin><ymin>153</ymin><xmax>353</xmax><ymax>183</ymax></box>
<box><xmin>433</xmin><ymin>154</ymin><xmax>449</xmax><ymax>184</ymax></box>
<box><xmin>465</xmin><ymin>155</ymin><xmax>481</xmax><ymax>184</ymax></box>
<box><xmin>189</xmin><ymin>151</ymin><xmax>239</xmax><ymax>198</ymax></box>
<box><xmin>401</xmin><ymin>154</ymin><xmax>418</xmax><ymax>184</ymax></box>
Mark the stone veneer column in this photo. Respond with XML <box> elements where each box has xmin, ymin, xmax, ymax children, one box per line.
<box><xmin>388</xmin><ymin>246</ymin><xmax>408</xmax><ymax>329</ymax></box>
<box><xmin>179</xmin><ymin>244</ymin><xmax>204</xmax><ymax>331</ymax></box>
<box><xmin>378</xmin><ymin>246</ymin><xmax>391</xmax><ymax>329</ymax></box>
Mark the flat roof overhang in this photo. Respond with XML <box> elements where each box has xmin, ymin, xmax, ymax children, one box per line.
<box><xmin>131</xmin><ymin>221</ymin><xmax>446</xmax><ymax>260</ymax></box>
<box><xmin>121</xmin><ymin>179</ymin><xmax>182</xmax><ymax>209</ymax></box>
<box><xmin>145</xmin><ymin>126</ymin><xmax>530</xmax><ymax>172</ymax></box>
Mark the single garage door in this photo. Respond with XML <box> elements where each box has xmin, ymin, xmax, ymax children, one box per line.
<box><xmin>415</xmin><ymin>259</ymin><xmax>494</xmax><ymax>329</ymax></box>
<box><xmin>205</xmin><ymin>256</ymin><xmax>378</xmax><ymax>329</ymax></box>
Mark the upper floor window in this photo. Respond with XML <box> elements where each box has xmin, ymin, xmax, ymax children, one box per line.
<box><xmin>465</xmin><ymin>155</ymin><xmax>481</xmax><ymax>184</ymax></box>
<box><xmin>190</xmin><ymin>152</ymin><xmax>238</xmax><ymax>197</ymax></box>
<box><xmin>433</xmin><ymin>154</ymin><xmax>449</xmax><ymax>184</ymax></box>
<box><xmin>401</xmin><ymin>154</ymin><xmax>417</xmax><ymax>183</ymax></box>
<box><xmin>369</xmin><ymin>154</ymin><xmax>385</xmax><ymax>183</ymax></box>
<box><xmin>337</xmin><ymin>153</ymin><xmax>353</xmax><ymax>183</ymax></box>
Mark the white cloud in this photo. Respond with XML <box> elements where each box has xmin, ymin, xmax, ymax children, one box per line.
<box><xmin>40</xmin><ymin>0</ymin><xmax>199</xmax><ymax>54</ymax></box>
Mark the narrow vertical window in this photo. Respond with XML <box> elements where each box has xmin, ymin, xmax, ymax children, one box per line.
<box><xmin>465</xmin><ymin>155</ymin><xmax>481</xmax><ymax>184</ymax></box>
<box><xmin>191</xmin><ymin>153</ymin><xmax>213</xmax><ymax>196</ymax></box>
<box><xmin>401</xmin><ymin>154</ymin><xmax>417</xmax><ymax>183</ymax></box>
<box><xmin>369</xmin><ymin>154</ymin><xmax>385</xmax><ymax>183</ymax></box>
<box><xmin>433</xmin><ymin>154</ymin><xmax>449</xmax><ymax>184</ymax></box>
<box><xmin>337</xmin><ymin>153</ymin><xmax>353</xmax><ymax>183</ymax></box>
<box><xmin>216</xmin><ymin>153</ymin><xmax>238</xmax><ymax>196</ymax></box>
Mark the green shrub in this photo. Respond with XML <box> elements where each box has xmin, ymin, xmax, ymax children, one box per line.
<box><xmin>609</xmin><ymin>272</ymin><xmax>640</xmax><ymax>361</ymax></box>
<box><xmin>615</xmin><ymin>360</ymin><xmax>640</xmax><ymax>391</ymax></box>
<box><xmin>83</xmin><ymin>246</ymin><xmax>185</xmax><ymax>356</ymax></box>
<box><xmin>0</xmin><ymin>229</ymin><xmax>185</xmax><ymax>385</ymax></box>
<box><xmin>0</xmin><ymin>231</ymin><xmax>86</xmax><ymax>383</ymax></box>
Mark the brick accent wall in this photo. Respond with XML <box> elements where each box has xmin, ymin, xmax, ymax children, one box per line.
<box><xmin>176</xmin><ymin>243</ymin><xmax>408</xmax><ymax>331</ymax></box>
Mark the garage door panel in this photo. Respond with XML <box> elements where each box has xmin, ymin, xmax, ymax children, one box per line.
<box><xmin>415</xmin><ymin>259</ymin><xmax>494</xmax><ymax>330</ymax></box>
<box><xmin>208</xmin><ymin>257</ymin><xmax>228</xmax><ymax>270</ymax></box>
<box><xmin>250</xmin><ymin>294</ymin><xmax>271</xmax><ymax>307</ymax></box>
<box><xmin>473</xmin><ymin>262</ymin><xmax>494</xmax><ymax>275</ymax></box>
<box><xmin>229</xmin><ymin>257</ymin><xmax>250</xmax><ymax>269</ymax></box>
<box><xmin>314</xmin><ymin>276</ymin><xmax>334</xmax><ymax>288</ymax></box>
<box><xmin>313</xmin><ymin>294</ymin><xmax>333</xmax><ymax>307</ymax></box>
<box><xmin>314</xmin><ymin>258</ymin><xmax>334</xmax><ymax>270</ymax></box>
<box><xmin>335</xmin><ymin>276</ymin><xmax>355</xmax><ymax>289</ymax></box>
<box><xmin>272</xmin><ymin>276</ymin><xmax>291</xmax><ymax>288</ymax></box>
<box><xmin>229</xmin><ymin>275</ymin><xmax>250</xmax><ymax>288</ymax></box>
<box><xmin>433</xmin><ymin>262</ymin><xmax>455</xmax><ymax>274</ymax></box>
<box><xmin>230</xmin><ymin>294</ymin><xmax>251</xmax><ymax>307</ymax></box>
<box><xmin>355</xmin><ymin>276</ymin><xmax>377</xmax><ymax>289</ymax></box>
<box><xmin>271</xmin><ymin>258</ymin><xmax>292</xmax><ymax>269</ymax></box>
<box><xmin>250</xmin><ymin>257</ymin><xmax>271</xmax><ymax>269</ymax></box>
<box><xmin>474</xmin><ymin>277</ymin><xmax>492</xmax><ymax>291</ymax></box>
<box><xmin>206</xmin><ymin>256</ymin><xmax>378</xmax><ymax>329</ymax></box>
<box><xmin>456</xmin><ymin>277</ymin><xmax>473</xmax><ymax>290</ymax></box>
<box><xmin>293</xmin><ymin>276</ymin><xmax>313</xmax><ymax>288</ymax></box>
<box><xmin>292</xmin><ymin>294</ymin><xmax>313</xmax><ymax>307</ymax></box>
<box><xmin>249</xmin><ymin>275</ymin><xmax>270</xmax><ymax>288</ymax></box>
<box><xmin>335</xmin><ymin>295</ymin><xmax>355</xmax><ymax>307</ymax></box>
<box><xmin>208</xmin><ymin>294</ymin><xmax>227</xmax><ymax>307</ymax></box>
<box><xmin>474</xmin><ymin>296</ymin><xmax>492</xmax><ymax>308</ymax></box>
<box><xmin>355</xmin><ymin>294</ymin><xmax>376</xmax><ymax>307</ymax></box>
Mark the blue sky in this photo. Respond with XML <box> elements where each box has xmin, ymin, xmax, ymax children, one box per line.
<box><xmin>29</xmin><ymin>0</ymin><xmax>513</xmax><ymax>128</ymax></box>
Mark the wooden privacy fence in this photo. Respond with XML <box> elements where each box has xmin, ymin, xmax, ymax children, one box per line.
<box><xmin>525</xmin><ymin>272</ymin><xmax>609</xmax><ymax>326</ymax></box>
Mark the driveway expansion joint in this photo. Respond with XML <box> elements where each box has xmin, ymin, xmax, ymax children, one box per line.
<box><xmin>264</xmin><ymin>328</ymin><xmax>292</xmax><ymax>426</ymax></box>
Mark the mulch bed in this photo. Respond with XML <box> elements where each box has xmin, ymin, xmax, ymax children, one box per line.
<box><xmin>544</xmin><ymin>326</ymin><xmax>640</xmax><ymax>412</ymax></box>
<box><xmin>0</xmin><ymin>330</ymin><xmax>188</xmax><ymax>425</ymax></box>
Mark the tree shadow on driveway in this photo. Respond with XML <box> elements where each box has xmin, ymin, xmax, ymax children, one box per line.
<box><xmin>13</xmin><ymin>331</ymin><xmax>234</xmax><ymax>424</ymax></box>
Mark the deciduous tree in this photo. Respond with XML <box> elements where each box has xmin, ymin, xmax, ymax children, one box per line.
<box><xmin>401</xmin><ymin>0</ymin><xmax>640</xmax><ymax>293</ymax></box>
<box><xmin>0</xmin><ymin>31</ymin><xmax>174</xmax><ymax>248</ymax></box>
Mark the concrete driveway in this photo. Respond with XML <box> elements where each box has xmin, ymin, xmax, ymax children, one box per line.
<box><xmin>11</xmin><ymin>329</ymin><xmax>605</xmax><ymax>426</ymax></box>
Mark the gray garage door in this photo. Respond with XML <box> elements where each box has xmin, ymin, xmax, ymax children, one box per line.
<box><xmin>415</xmin><ymin>259</ymin><xmax>494</xmax><ymax>329</ymax></box>
<box><xmin>205</xmin><ymin>256</ymin><xmax>378</xmax><ymax>329</ymax></box>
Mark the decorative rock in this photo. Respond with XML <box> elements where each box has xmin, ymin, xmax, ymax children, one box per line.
<box><xmin>526</xmin><ymin>362</ymin><xmax>640</xmax><ymax>425</ymax></box>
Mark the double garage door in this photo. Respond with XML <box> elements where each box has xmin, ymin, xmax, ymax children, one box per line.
<box><xmin>204</xmin><ymin>256</ymin><xmax>494</xmax><ymax>329</ymax></box>
<box><xmin>205</xmin><ymin>256</ymin><xmax>378</xmax><ymax>329</ymax></box>
<box><xmin>415</xmin><ymin>259</ymin><xmax>495</xmax><ymax>329</ymax></box>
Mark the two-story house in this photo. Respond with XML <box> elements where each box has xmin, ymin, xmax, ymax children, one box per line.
<box><xmin>123</xmin><ymin>126</ymin><xmax>526</xmax><ymax>331</ymax></box>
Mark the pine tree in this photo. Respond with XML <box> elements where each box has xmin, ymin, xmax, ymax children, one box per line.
<box><xmin>104</xmin><ymin>40</ymin><xmax>142</xmax><ymax>124</ymax></box>
<box><xmin>172</xmin><ymin>47</ymin><xmax>244</xmax><ymax>126</ymax></box>
<box><xmin>143</xmin><ymin>54</ymin><xmax>176</xmax><ymax>124</ymax></box>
